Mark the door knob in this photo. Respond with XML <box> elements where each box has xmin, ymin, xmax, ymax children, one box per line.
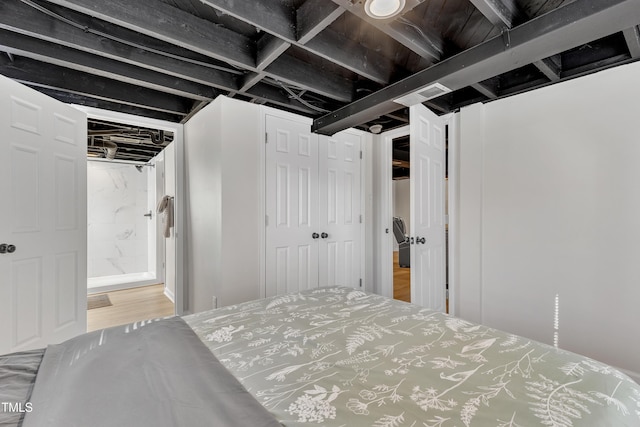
<box><xmin>321</xmin><ymin>232</ymin><xmax>328</xmax><ymax>239</ymax></box>
<box><xmin>312</xmin><ymin>232</ymin><xmax>320</xmax><ymax>239</ymax></box>
<box><xmin>0</xmin><ymin>244</ymin><xmax>6</xmax><ymax>254</ymax></box>
<box><xmin>416</xmin><ymin>237</ymin><xmax>426</xmax><ymax>244</ymax></box>
<box><xmin>6</xmin><ymin>244</ymin><xmax>16</xmax><ymax>253</ymax></box>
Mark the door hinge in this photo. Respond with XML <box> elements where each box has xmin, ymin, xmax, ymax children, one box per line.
<box><xmin>359</xmin><ymin>278</ymin><xmax>362</xmax><ymax>288</ymax></box>
<box><xmin>360</xmin><ymin>150</ymin><xmax>363</xmax><ymax>159</ymax></box>
<box><xmin>359</xmin><ymin>214</ymin><xmax>363</xmax><ymax>224</ymax></box>
<box><xmin>265</xmin><ymin>214</ymin><xmax>269</xmax><ymax>226</ymax></box>
<box><xmin>265</xmin><ymin>132</ymin><xmax>268</xmax><ymax>143</ymax></box>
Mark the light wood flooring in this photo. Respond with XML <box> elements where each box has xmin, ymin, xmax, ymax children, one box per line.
<box><xmin>393</xmin><ymin>251</ymin><xmax>411</xmax><ymax>303</ymax></box>
<box><xmin>87</xmin><ymin>284</ymin><xmax>175</xmax><ymax>332</ymax></box>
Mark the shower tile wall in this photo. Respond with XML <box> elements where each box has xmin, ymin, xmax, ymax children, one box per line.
<box><xmin>87</xmin><ymin>162</ymin><xmax>149</xmax><ymax>277</ymax></box>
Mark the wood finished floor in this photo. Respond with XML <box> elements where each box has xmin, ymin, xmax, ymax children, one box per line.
<box><xmin>87</xmin><ymin>284</ymin><xmax>175</xmax><ymax>332</ymax></box>
<box><xmin>393</xmin><ymin>251</ymin><xmax>411</xmax><ymax>303</ymax></box>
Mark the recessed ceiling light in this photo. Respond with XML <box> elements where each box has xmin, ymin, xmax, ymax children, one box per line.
<box><xmin>364</xmin><ymin>0</ymin><xmax>406</xmax><ymax>19</ymax></box>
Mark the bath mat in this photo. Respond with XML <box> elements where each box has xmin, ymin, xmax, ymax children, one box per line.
<box><xmin>87</xmin><ymin>294</ymin><xmax>112</xmax><ymax>310</ymax></box>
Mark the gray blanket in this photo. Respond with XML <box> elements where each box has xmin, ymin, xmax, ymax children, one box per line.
<box><xmin>0</xmin><ymin>349</ymin><xmax>43</xmax><ymax>427</ymax></box>
<box><xmin>22</xmin><ymin>317</ymin><xmax>281</xmax><ymax>427</ymax></box>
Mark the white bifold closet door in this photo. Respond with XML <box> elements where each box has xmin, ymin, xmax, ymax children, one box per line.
<box><xmin>0</xmin><ymin>75</ymin><xmax>87</xmax><ymax>354</ymax></box>
<box><xmin>265</xmin><ymin>114</ymin><xmax>361</xmax><ymax>297</ymax></box>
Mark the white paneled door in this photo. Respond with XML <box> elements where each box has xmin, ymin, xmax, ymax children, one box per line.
<box><xmin>265</xmin><ymin>114</ymin><xmax>362</xmax><ymax>297</ymax></box>
<box><xmin>0</xmin><ymin>75</ymin><xmax>87</xmax><ymax>354</ymax></box>
<box><xmin>265</xmin><ymin>114</ymin><xmax>319</xmax><ymax>296</ymax></box>
<box><xmin>318</xmin><ymin>132</ymin><xmax>361</xmax><ymax>288</ymax></box>
<box><xmin>410</xmin><ymin>104</ymin><xmax>446</xmax><ymax>312</ymax></box>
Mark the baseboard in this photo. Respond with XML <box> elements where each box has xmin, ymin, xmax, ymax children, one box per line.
<box><xmin>164</xmin><ymin>286</ymin><xmax>175</xmax><ymax>304</ymax></box>
<box><xmin>87</xmin><ymin>279</ymin><xmax>160</xmax><ymax>295</ymax></box>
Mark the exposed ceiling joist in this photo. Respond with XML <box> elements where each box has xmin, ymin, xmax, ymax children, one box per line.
<box><xmin>38</xmin><ymin>88</ymin><xmax>184</xmax><ymax>122</ymax></box>
<box><xmin>199</xmin><ymin>0</ymin><xmax>392</xmax><ymax>84</ymax></box>
<box><xmin>471</xmin><ymin>82</ymin><xmax>498</xmax><ymax>99</ymax></box>
<box><xmin>468</xmin><ymin>0</ymin><xmax>561</xmax><ymax>80</ymax></box>
<box><xmin>534</xmin><ymin>56</ymin><xmax>562</xmax><ymax>81</ymax></box>
<box><xmin>44</xmin><ymin>0</ymin><xmax>354</xmax><ymax>103</ymax></box>
<box><xmin>297</xmin><ymin>0</ymin><xmax>344</xmax><ymax>44</ymax></box>
<box><xmin>623</xmin><ymin>26</ymin><xmax>640</xmax><ymax>58</ymax></box>
<box><xmin>0</xmin><ymin>30</ymin><xmax>217</xmax><ymax>101</ymax></box>
<box><xmin>469</xmin><ymin>0</ymin><xmax>520</xmax><ymax>29</ymax></box>
<box><xmin>0</xmin><ymin>55</ymin><xmax>192</xmax><ymax>115</ymax></box>
<box><xmin>0</xmin><ymin>0</ymin><xmax>240</xmax><ymax>90</ymax></box>
<box><xmin>313</xmin><ymin>0</ymin><xmax>640</xmax><ymax>135</ymax></box>
<box><xmin>331</xmin><ymin>0</ymin><xmax>442</xmax><ymax>61</ymax></box>
<box><xmin>45</xmin><ymin>0</ymin><xmax>254</xmax><ymax>66</ymax></box>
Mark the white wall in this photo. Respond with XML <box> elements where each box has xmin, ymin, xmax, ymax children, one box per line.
<box><xmin>184</xmin><ymin>96</ymin><xmax>261</xmax><ymax>313</ymax></box>
<box><xmin>392</xmin><ymin>179</ymin><xmax>410</xmax><ymax>251</ymax></box>
<box><xmin>455</xmin><ymin>61</ymin><xmax>640</xmax><ymax>382</ymax></box>
<box><xmin>87</xmin><ymin>162</ymin><xmax>149</xmax><ymax>278</ymax></box>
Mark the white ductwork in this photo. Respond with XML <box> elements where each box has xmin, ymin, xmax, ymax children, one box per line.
<box><xmin>93</xmin><ymin>140</ymin><xmax>118</xmax><ymax>160</ymax></box>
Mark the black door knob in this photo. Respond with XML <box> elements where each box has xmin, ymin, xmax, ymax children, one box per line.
<box><xmin>0</xmin><ymin>244</ymin><xmax>6</xmax><ymax>254</ymax></box>
<box><xmin>416</xmin><ymin>237</ymin><xmax>426</xmax><ymax>244</ymax></box>
<box><xmin>321</xmin><ymin>232</ymin><xmax>328</xmax><ymax>239</ymax></box>
<box><xmin>7</xmin><ymin>244</ymin><xmax>16</xmax><ymax>253</ymax></box>
<box><xmin>312</xmin><ymin>232</ymin><xmax>320</xmax><ymax>239</ymax></box>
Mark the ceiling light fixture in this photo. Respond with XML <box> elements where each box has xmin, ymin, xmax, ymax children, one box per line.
<box><xmin>364</xmin><ymin>0</ymin><xmax>406</xmax><ymax>19</ymax></box>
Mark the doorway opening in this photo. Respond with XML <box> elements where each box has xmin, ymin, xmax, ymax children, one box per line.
<box><xmin>391</xmin><ymin>135</ymin><xmax>411</xmax><ymax>302</ymax></box>
<box><xmin>85</xmin><ymin>117</ymin><xmax>175</xmax><ymax>330</ymax></box>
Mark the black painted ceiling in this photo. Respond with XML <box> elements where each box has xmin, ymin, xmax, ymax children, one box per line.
<box><xmin>1</xmin><ymin>0</ymin><xmax>639</xmax><ymax>161</ymax></box>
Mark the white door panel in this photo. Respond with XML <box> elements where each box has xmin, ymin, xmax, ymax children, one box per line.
<box><xmin>265</xmin><ymin>115</ymin><xmax>319</xmax><ymax>296</ymax></box>
<box><xmin>318</xmin><ymin>131</ymin><xmax>361</xmax><ymax>288</ymax></box>
<box><xmin>1</xmin><ymin>75</ymin><xmax>87</xmax><ymax>353</ymax></box>
<box><xmin>410</xmin><ymin>104</ymin><xmax>446</xmax><ymax>311</ymax></box>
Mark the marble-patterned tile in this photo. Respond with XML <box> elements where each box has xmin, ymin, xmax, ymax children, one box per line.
<box><xmin>87</xmin><ymin>161</ymin><xmax>153</xmax><ymax>278</ymax></box>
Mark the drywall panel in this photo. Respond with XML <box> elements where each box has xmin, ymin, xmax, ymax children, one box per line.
<box><xmin>184</xmin><ymin>96</ymin><xmax>261</xmax><ymax>313</ymax></box>
<box><xmin>456</xmin><ymin>61</ymin><xmax>640</xmax><ymax>382</ymax></box>
<box><xmin>184</xmin><ymin>99</ymin><xmax>222</xmax><ymax>314</ymax></box>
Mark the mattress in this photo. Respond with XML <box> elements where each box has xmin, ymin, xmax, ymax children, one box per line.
<box><xmin>185</xmin><ymin>287</ymin><xmax>640</xmax><ymax>426</ymax></box>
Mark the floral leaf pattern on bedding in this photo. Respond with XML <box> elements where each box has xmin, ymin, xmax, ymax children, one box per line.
<box><xmin>184</xmin><ymin>287</ymin><xmax>640</xmax><ymax>426</ymax></box>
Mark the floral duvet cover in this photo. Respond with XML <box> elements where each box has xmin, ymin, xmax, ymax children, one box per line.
<box><xmin>185</xmin><ymin>287</ymin><xmax>640</xmax><ymax>426</ymax></box>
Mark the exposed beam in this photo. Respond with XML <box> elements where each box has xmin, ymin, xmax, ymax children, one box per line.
<box><xmin>245</xmin><ymin>83</ymin><xmax>319</xmax><ymax>115</ymax></box>
<box><xmin>623</xmin><ymin>26</ymin><xmax>640</xmax><ymax>58</ymax></box>
<box><xmin>331</xmin><ymin>0</ymin><xmax>442</xmax><ymax>61</ymax></box>
<box><xmin>36</xmin><ymin>88</ymin><xmax>184</xmax><ymax>122</ymax></box>
<box><xmin>0</xmin><ymin>29</ymin><xmax>218</xmax><ymax>101</ymax></box>
<box><xmin>297</xmin><ymin>0</ymin><xmax>344</xmax><ymax>44</ymax></box>
<box><xmin>256</xmin><ymin>35</ymin><xmax>292</xmax><ymax>71</ymax></box>
<box><xmin>305</xmin><ymin>28</ymin><xmax>396</xmax><ymax>84</ymax></box>
<box><xmin>0</xmin><ymin>0</ymin><xmax>239</xmax><ymax>91</ymax></box>
<box><xmin>313</xmin><ymin>0</ymin><xmax>640</xmax><ymax>134</ymax></box>
<box><xmin>233</xmin><ymin>34</ymin><xmax>291</xmax><ymax>94</ymax></box>
<box><xmin>17</xmin><ymin>0</ymin><xmax>352</xmax><ymax>103</ymax></box>
<box><xmin>469</xmin><ymin>0</ymin><xmax>520</xmax><ymax>29</ymax></box>
<box><xmin>264</xmin><ymin>55</ymin><xmax>353</xmax><ymax>102</ymax></box>
<box><xmin>0</xmin><ymin>56</ymin><xmax>191</xmax><ymax>115</ymax></box>
<box><xmin>199</xmin><ymin>0</ymin><xmax>392</xmax><ymax>84</ymax></box>
<box><xmin>534</xmin><ymin>55</ymin><xmax>562</xmax><ymax>81</ymax></box>
<box><xmin>44</xmin><ymin>0</ymin><xmax>255</xmax><ymax>68</ymax></box>
<box><xmin>471</xmin><ymin>82</ymin><xmax>498</xmax><ymax>99</ymax></box>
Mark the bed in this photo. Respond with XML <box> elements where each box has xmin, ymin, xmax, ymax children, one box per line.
<box><xmin>2</xmin><ymin>287</ymin><xmax>640</xmax><ymax>426</ymax></box>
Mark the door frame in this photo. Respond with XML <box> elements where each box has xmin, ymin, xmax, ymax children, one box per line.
<box><xmin>377</xmin><ymin>113</ymin><xmax>457</xmax><ymax>314</ymax></box>
<box><xmin>72</xmin><ymin>106</ymin><xmax>185</xmax><ymax>315</ymax></box>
